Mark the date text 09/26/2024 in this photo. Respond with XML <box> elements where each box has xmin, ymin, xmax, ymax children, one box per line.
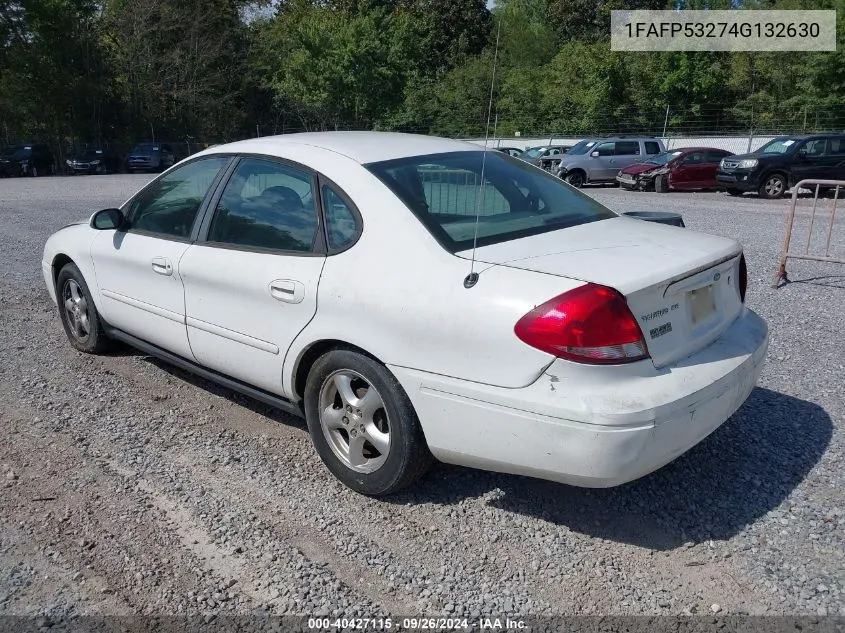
<box><xmin>307</xmin><ymin>617</ymin><xmax>527</xmax><ymax>631</ymax></box>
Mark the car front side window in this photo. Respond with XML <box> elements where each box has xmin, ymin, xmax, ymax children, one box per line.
<box><xmin>594</xmin><ymin>143</ymin><xmax>615</xmax><ymax>157</ymax></box>
<box><xmin>127</xmin><ymin>156</ymin><xmax>229</xmax><ymax>239</ymax></box>
<box><xmin>207</xmin><ymin>158</ymin><xmax>319</xmax><ymax>253</ymax></box>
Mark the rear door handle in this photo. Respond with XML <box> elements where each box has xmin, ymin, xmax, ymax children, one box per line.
<box><xmin>270</xmin><ymin>279</ymin><xmax>305</xmax><ymax>304</ymax></box>
<box><xmin>151</xmin><ymin>256</ymin><xmax>173</xmax><ymax>276</ymax></box>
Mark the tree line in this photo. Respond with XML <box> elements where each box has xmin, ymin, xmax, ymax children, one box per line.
<box><xmin>1</xmin><ymin>0</ymin><xmax>843</xmax><ymax>159</ymax></box>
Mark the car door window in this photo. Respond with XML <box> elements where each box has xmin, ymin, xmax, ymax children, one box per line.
<box><xmin>614</xmin><ymin>142</ymin><xmax>640</xmax><ymax>156</ymax></box>
<box><xmin>683</xmin><ymin>152</ymin><xmax>705</xmax><ymax>165</ymax></box>
<box><xmin>127</xmin><ymin>156</ymin><xmax>229</xmax><ymax>239</ymax></box>
<box><xmin>704</xmin><ymin>151</ymin><xmax>728</xmax><ymax>163</ymax></box>
<box><xmin>322</xmin><ymin>185</ymin><xmax>359</xmax><ymax>250</ymax></box>
<box><xmin>594</xmin><ymin>143</ymin><xmax>615</xmax><ymax>157</ymax></box>
<box><xmin>208</xmin><ymin>158</ymin><xmax>319</xmax><ymax>253</ymax></box>
<box><xmin>802</xmin><ymin>139</ymin><xmax>827</xmax><ymax>157</ymax></box>
<box><xmin>644</xmin><ymin>141</ymin><xmax>661</xmax><ymax>155</ymax></box>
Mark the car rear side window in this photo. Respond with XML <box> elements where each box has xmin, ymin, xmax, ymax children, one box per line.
<box><xmin>829</xmin><ymin>138</ymin><xmax>845</xmax><ymax>156</ymax></box>
<box><xmin>127</xmin><ymin>157</ymin><xmax>229</xmax><ymax>239</ymax></box>
<box><xmin>366</xmin><ymin>151</ymin><xmax>616</xmax><ymax>252</ymax></box>
<box><xmin>615</xmin><ymin>141</ymin><xmax>640</xmax><ymax>156</ymax></box>
<box><xmin>644</xmin><ymin>142</ymin><xmax>661</xmax><ymax>155</ymax></box>
<box><xmin>207</xmin><ymin>158</ymin><xmax>319</xmax><ymax>253</ymax></box>
<box><xmin>322</xmin><ymin>185</ymin><xmax>359</xmax><ymax>250</ymax></box>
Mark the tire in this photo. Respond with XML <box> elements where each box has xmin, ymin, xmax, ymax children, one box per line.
<box><xmin>304</xmin><ymin>349</ymin><xmax>433</xmax><ymax>496</ymax></box>
<box><xmin>654</xmin><ymin>174</ymin><xmax>669</xmax><ymax>193</ymax></box>
<box><xmin>56</xmin><ymin>263</ymin><xmax>112</xmax><ymax>354</ymax></box>
<box><xmin>564</xmin><ymin>171</ymin><xmax>585</xmax><ymax>188</ymax></box>
<box><xmin>759</xmin><ymin>173</ymin><xmax>787</xmax><ymax>199</ymax></box>
<box><xmin>726</xmin><ymin>189</ymin><xmax>744</xmax><ymax>197</ymax></box>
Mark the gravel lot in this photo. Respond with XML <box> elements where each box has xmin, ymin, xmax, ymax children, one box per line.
<box><xmin>0</xmin><ymin>174</ymin><xmax>843</xmax><ymax>621</ymax></box>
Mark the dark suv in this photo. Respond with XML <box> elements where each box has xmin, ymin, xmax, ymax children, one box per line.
<box><xmin>127</xmin><ymin>142</ymin><xmax>176</xmax><ymax>173</ymax></box>
<box><xmin>0</xmin><ymin>144</ymin><xmax>55</xmax><ymax>177</ymax></box>
<box><xmin>716</xmin><ymin>134</ymin><xmax>845</xmax><ymax>199</ymax></box>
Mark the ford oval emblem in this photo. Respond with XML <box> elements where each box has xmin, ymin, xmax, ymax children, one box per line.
<box><xmin>714</xmin><ymin>272</ymin><xmax>721</xmax><ymax>281</ymax></box>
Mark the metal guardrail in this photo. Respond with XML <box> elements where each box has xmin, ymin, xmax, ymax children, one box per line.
<box><xmin>772</xmin><ymin>179</ymin><xmax>844</xmax><ymax>288</ymax></box>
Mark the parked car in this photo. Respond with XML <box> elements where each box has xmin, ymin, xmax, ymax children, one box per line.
<box><xmin>42</xmin><ymin>132</ymin><xmax>767</xmax><ymax>496</ymax></box>
<box><xmin>556</xmin><ymin>136</ymin><xmax>666</xmax><ymax>187</ymax></box>
<box><xmin>0</xmin><ymin>144</ymin><xmax>55</xmax><ymax>177</ymax></box>
<box><xmin>616</xmin><ymin>147</ymin><xmax>734</xmax><ymax>192</ymax></box>
<box><xmin>0</xmin><ymin>146</ymin><xmax>23</xmax><ymax>177</ymax></box>
<box><xmin>716</xmin><ymin>133</ymin><xmax>845</xmax><ymax>199</ymax></box>
<box><xmin>521</xmin><ymin>145</ymin><xmax>571</xmax><ymax>170</ymax></box>
<box><xmin>66</xmin><ymin>148</ymin><xmax>122</xmax><ymax>175</ymax></box>
<box><xmin>495</xmin><ymin>147</ymin><xmax>524</xmax><ymax>158</ymax></box>
<box><xmin>126</xmin><ymin>142</ymin><xmax>176</xmax><ymax>173</ymax></box>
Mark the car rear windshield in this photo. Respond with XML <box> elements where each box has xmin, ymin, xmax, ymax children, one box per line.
<box><xmin>133</xmin><ymin>143</ymin><xmax>160</xmax><ymax>154</ymax></box>
<box><xmin>365</xmin><ymin>151</ymin><xmax>617</xmax><ymax>252</ymax></box>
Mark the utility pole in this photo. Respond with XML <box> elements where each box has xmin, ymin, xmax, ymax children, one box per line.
<box><xmin>662</xmin><ymin>105</ymin><xmax>670</xmax><ymax>139</ymax></box>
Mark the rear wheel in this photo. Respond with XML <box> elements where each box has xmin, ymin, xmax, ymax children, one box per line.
<box><xmin>759</xmin><ymin>173</ymin><xmax>787</xmax><ymax>199</ymax></box>
<box><xmin>564</xmin><ymin>171</ymin><xmax>585</xmax><ymax>188</ymax></box>
<box><xmin>654</xmin><ymin>174</ymin><xmax>669</xmax><ymax>193</ymax></box>
<box><xmin>304</xmin><ymin>349</ymin><xmax>433</xmax><ymax>496</ymax></box>
<box><xmin>56</xmin><ymin>263</ymin><xmax>112</xmax><ymax>354</ymax></box>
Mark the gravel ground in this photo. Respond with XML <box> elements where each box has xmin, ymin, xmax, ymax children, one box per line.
<box><xmin>0</xmin><ymin>174</ymin><xmax>843</xmax><ymax>621</ymax></box>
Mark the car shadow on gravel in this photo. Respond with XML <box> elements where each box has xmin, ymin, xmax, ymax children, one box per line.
<box><xmin>391</xmin><ymin>386</ymin><xmax>832</xmax><ymax>550</ymax></box>
<box><xmin>142</xmin><ymin>357</ymin><xmax>306</xmax><ymax>427</ymax></box>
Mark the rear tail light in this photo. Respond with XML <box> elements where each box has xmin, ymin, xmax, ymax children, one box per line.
<box><xmin>514</xmin><ymin>283</ymin><xmax>649</xmax><ymax>364</ymax></box>
<box><xmin>738</xmin><ymin>254</ymin><xmax>747</xmax><ymax>303</ymax></box>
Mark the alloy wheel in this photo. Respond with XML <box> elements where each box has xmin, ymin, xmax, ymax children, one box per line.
<box><xmin>63</xmin><ymin>279</ymin><xmax>91</xmax><ymax>342</ymax></box>
<box><xmin>318</xmin><ymin>369</ymin><xmax>391</xmax><ymax>473</ymax></box>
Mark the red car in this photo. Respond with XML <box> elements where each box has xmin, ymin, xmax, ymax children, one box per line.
<box><xmin>615</xmin><ymin>147</ymin><xmax>734</xmax><ymax>192</ymax></box>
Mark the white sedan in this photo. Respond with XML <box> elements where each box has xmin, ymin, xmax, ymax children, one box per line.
<box><xmin>42</xmin><ymin>132</ymin><xmax>769</xmax><ymax>495</ymax></box>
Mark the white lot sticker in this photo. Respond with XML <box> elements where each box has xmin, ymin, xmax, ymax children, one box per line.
<box><xmin>782</xmin><ymin>140</ymin><xmax>795</xmax><ymax>146</ymax></box>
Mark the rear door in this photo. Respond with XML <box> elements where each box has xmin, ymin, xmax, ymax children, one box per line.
<box><xmin>610</xmin><ymin>141</ymin><xmax>643</xmax><ymax>174</ymax></box>
<box><xmin>702</xmin><ymin>151</ymin><xmax>731</xmax><ymax>188</ymax></box>
<box><xmin>179</xmin><ymin>157</ymin><xmax>327</xmax><ymax>396</ymax></box>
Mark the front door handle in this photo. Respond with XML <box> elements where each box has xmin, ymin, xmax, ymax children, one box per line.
<box><xmin>151</xmin><ymin>256</ymin><xmax>173</xmax><ymax>276</ymax></box>
<box><xmin>270</xmin><ymin>279</ymin><xmax>305</xmax><ymax>304</ymax></box>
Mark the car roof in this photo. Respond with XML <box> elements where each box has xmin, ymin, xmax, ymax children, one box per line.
<box><xmin>201</xmin><ymin>132</ymin><xmax>478</xmax><ymax>165</ymax></box>
<box><xmin>665</xmin><ymin>147</ymin><xmax>731</xmax><ymax>153</ymax></box>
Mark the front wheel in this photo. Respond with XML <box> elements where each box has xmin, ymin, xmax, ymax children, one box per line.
<box><xmin>654</xmin><ymin>174</ymin><xmax>669</xmax><ymax>193</ymax></box>
<box><xmin>564</xmin><ymin>171</ymin><xmax>585</xmax><ymax>188</ymax></box>
<box><xmin>759</xmin><ymin>173</ymin><xmax>787</xmax><ymax>199</ymax></box>
<box><xmin>56</xmin><ymin>263</ymin><xmax>112</xmax><ymax>354</ymax></box>
<box><xmin>304</xmin><ymin>349</ymin><xmax>433</xmax><ymax>496</ymax></box>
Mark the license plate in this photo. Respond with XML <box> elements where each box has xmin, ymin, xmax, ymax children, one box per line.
<box><xmin>689</xmin><ymin>285</ymin><xmax>716</xmax><ymax>324</ymax></box>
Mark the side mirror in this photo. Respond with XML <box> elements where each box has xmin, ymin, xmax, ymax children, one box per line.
<box><xmin>590</xmin><ymin>151</ymin><xmax>600</xmax><ymax>157</ymax></box>
<box><xmin>91</xmin><ymin>208</ymin><xmax>125</xmax><ymax>230</ymax></box>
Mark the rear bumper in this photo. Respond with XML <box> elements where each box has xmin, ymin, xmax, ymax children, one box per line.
<box><xmin>391</xmin><ymin>308</ymin><xmax>768</xmax><ymax>487</ymax></box>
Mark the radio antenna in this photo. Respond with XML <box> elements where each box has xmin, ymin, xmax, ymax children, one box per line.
<box><xmin>463</xmin><ymin>17</ymin><xmax>502</xmax><ymax>289</ymax></box>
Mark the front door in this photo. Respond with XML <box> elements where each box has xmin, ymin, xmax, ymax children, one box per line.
<box><xmin>180</xmin><ymin>157</ymin><xmax>326</xmax><ymax>396</ymax></box>
<box><xmin>89</xmin><ymin>156</ymin><xmax>231</xmax><ymax>358</ymax></box>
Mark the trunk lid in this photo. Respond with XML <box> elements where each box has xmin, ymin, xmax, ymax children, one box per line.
<box><xmin>458</xmin><ymin>216</ymin><xmax>745</xmax><ymax>368</ymax></box>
